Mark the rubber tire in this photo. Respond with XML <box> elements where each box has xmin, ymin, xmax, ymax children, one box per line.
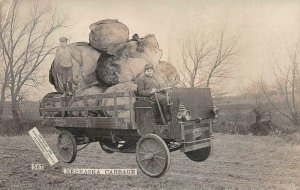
<box><xmin>57</xmin><ymin>131</ymin><xmax>77</xmax><ymax>163</ymax></box>
<box><xmin>185</xmin><ymin>146</ymin><xmax>211</xmax><ymax>162</ymax></box>
<box><xmin>136</xmin><ymin>134</ymin><xmax>170</xmax><ymax>177</ymax></box>
<box><xmin>99</xmin><ymin>141</ymin><xmax>114</xmax><ymax>154</ymax></box>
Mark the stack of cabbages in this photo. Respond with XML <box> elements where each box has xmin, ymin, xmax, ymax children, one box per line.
<box><xmin>49</xmin><ymin>19</ymin><xmax>179</xmax><ymax>120</ymax></box>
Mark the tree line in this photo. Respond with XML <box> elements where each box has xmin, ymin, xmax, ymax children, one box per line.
<box><xmin>0</xmin><ymin>0</ymin><xmax>66</xmax><ymax>128</ymax></box>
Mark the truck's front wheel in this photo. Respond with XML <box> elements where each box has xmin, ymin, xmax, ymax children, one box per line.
<box><xmin>185</xmin><ymin>146</ymin><xmax>211</xmax><ymax>162</ymax></box>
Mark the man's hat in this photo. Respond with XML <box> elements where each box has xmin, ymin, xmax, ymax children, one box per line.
<box><xmin>144</xmin><ymin>63</ymin><xmax>154</xmax><ymax>71</ymax></box>
<box><xmin>59</xmin><ymin>37</ymin><xmax>68</xmax><ymax>42</ymax></box>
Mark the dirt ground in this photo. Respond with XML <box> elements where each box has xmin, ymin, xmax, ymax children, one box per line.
<box><xmin>0</xmin><ymin>133</ymin><xmax>299</xmax><ymax>190</ymax></box>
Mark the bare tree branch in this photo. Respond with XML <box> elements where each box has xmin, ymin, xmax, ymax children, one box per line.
<box><xmin>0</xmin><ymin>0</ymin><xmax>67</xmax><ymax>124</ymax></box>
<box><xmin>179</xmin><ymin>28</ymin><xmax>239</xmax><ymax>90</ymax></box>
<box><xmin>262</xmin><ymin>40</ymin><xmax>300</xmax><ymax>125</ymax></box>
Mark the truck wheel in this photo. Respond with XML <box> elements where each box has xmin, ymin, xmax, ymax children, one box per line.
<box><xmin>136</xmin><ymin>134</ymin><xmax>170</xmax><ymax>177</ymax></box>
<box><xmin>57</xmin><ymin>131</ymin><xmax>77</xmax><ymax>163</ymax></box>
<box><xmin>185</xmin><ymin>146</ymin><xmax>211</xmax><ymax>162</ymax></box>
<box><xmin>99</xmin><ymin>140</ymin><xmax>114</xmax><ymax>154</ymax></box>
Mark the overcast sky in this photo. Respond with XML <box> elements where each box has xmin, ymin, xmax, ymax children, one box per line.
<box><xmin>15</xmin><ymin>0</ymin><xmax>300</xmax><ymax>99</ymax></box>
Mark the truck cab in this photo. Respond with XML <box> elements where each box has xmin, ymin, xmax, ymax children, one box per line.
<box><xmin>134</xmin><ymin>87</ymin><xmax>217</xmax><ymax>161</ymax></box>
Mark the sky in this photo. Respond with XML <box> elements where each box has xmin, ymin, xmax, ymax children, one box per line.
<box><xmin>10</xmin><ymin>0</ymin><xmax>300</xmax><ymax>99</ymax></box>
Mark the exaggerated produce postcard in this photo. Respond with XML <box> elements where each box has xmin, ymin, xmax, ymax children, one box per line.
<box><xmin>0</xmin><ymin>0</ymin><xmax>299</xmax><ymax>189</ymax></box>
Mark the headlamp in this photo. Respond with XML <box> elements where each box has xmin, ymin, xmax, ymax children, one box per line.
<box><xmin>177</xmin><ymin>103</ymin><xmax>191</xmax><ymax>121</ymax></box>
<box><xmin>182</xmin><ymin>110</ymin><xmax>191</xmax><ymax>121</ymax></box>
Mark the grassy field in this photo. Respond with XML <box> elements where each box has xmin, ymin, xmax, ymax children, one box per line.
<box><xmin>0</xmin><ymin>133</ymin><xmax>299</xmax><ymax>190</ymax></box>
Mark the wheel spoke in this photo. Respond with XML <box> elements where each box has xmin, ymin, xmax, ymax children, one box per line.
<box><xmin>144</xmin><ymin>160</ymin><xmax>151</xmax><ymax>169</ymax></box>
<box><xmin>153</xmin><ymin>142</ymin><xmax>160</xmax><ymax>153</ymax></box>
<box><xmin>140</xmin><ymin>158</ymin><xmax>146</xmax><ymax>162</ymax></box>
<box><xmin>60</xmin><ymin>141</ymin><xmax>72</xmax><ymax>148</ymax></box>
<box><xmin>140</xmin><ymin>143</ymin><xmax>148</xmax><ymax>152</ymax></box>
<box><xmin>60</xmin><ymin>149</ymin><xmax>67</xmax><ymax>156</ymax></box>
<box><xmin>58</xmin><ymin>147</ymin><xmax>64</xmax><ymax>153</ymax></box>
<box><xmin>61</xmin><ymin>135</ymin><xmax>69</xmax><ymax>143</ymax></box>
<box><xmin>140</xmin><ymin>157</ymin><xmax>149</xmax><ymax>162</ymax></box>
<box><xmin>58</xmin><ymin>146</ymin><xmax>66</xmax><ymax>153</ymax></box>
<box><xmin>139</xmin><ymin>151</ymin><xmax>147</xmax><ymax>155</ymax></box>
<box><xmin>155</xmin><ymin>155</ymin><xmax>166</xmax><ymax>160</ymax></box>
<box><xmin>65</xmin><ymin>140</ymin><xmax>73</xmax><ymax>145</ymax></box>
<box><xmin>58</xmin><ymin>138</ymin><xmax>66</xmax><ymax>145</ymax></box>
<box><xmin>66</xmin><ymin>148</ymin><xmax>73</xmax><ymax>154</ymax></box>
<box><xmin>154</xmin><ymin>149</ymin><xmax>165</xmax><ymax>154</ymax></box>
<box><xmin>153</xmin><ymin>159</ymin><xmax>164</xmax><ymax>169</ymax></box>
<box><xmin>147</xmin><ymin>139</ymin><xmax>156</xmax><ymax>151</ymax></box>
<box><xmin>151</xmin><ymin>160</ymin><xmax>154</xmax><ymax>173</ymax></box>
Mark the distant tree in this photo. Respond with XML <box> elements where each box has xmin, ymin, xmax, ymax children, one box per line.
<box><xmin>179</xmin><ymin>33</ymin><xmax>213</xmax><ymax>87</ymax></box>
<box><xmin>261</xmin><ymin>41</ymin><xmax>300</xmax><ymax>126</ymax></box>
<box><xmin>179</xmin><ymin>28</ymin><xmax>239</xmax><ymax>90</ymax></box>
<box><xmin>239</xmin><ymin>78</ymin><xmax>273</xmax><ymax>123</ymax></box>
<box><xmin>0</xmin><ymin>0</ymin><xmax>10</xmax><ymax>120</ymax></box>
<box><xmin>0</xmin><ymin>0</ymin><xmax>67</xmax><ymax>127</ymax></box>
<box><xmin>252</xmin><ymin>79</ymin><xmax>272</xmax><ymax>122</ymax></box>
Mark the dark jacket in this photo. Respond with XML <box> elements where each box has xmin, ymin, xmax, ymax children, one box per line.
<box><xmin>136</xmin><ymin>74</ymin><xmax>161</xmax><ymax>97</ymax></box>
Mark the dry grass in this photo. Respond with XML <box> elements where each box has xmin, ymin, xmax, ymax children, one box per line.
<box><xmin>0</xmin><ymin>133</ymin><xmax>299</xmax><ymax>189</ymax></box>
<box><xmin>0</xmin><ymin>119</ymin><xmax>57</xmax><ymax>136</ymax></box>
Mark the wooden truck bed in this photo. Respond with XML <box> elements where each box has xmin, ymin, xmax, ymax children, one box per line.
<box><xmin>39</xmin><ymin>91</ymin><xmax>137</xmax><ymax>130</ymax></box>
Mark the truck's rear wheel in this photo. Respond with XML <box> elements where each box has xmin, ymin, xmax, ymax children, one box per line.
<box><xmin>57</xmin><ymin>131</ymin><xmax>77</xmax><ymax>163</ymax></box>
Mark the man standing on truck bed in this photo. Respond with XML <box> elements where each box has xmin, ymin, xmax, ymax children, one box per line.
<box><xmin>136</xmin><ymin>63</ymin><xmax>171</xmax><ymax>124</ymax></box>
<box><xmin>54</xmin><ymin>37</ymin><xmax>75</xmax><ymax>97</ymax></box>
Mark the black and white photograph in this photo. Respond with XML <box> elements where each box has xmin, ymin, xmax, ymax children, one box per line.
<box><xmin>0</xmin><ymin>0</ymin><xmax>299</xmax><ymax>189</ymax></box>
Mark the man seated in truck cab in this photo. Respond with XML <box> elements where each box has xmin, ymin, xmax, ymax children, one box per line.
<box><xmin>135</xmin><ymin>63</ymin><xmax>171</xmax><ymax>124</ymax></box>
